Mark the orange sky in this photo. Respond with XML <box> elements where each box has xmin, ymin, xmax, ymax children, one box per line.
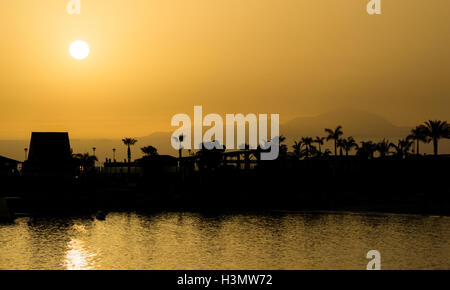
<box><xmin>1</xmin><ymin>0</ymin><xmax>449</xmax><ymax>139</ymax></box>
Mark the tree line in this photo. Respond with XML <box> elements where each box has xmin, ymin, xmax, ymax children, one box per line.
<box><xmin>289</xmin><ymin>120</ymin><xmax>450</xmax><ymax>160</ymax></box>
<box><xmin>72</xmin><ymin>120</ymin><xmax>450</xmax><ymax>171</ymax></box>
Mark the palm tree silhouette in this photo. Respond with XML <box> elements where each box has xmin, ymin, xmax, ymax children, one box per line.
<box><xmin>273</xmin><ymin>135</ymin><xmax>288</xmax><ymax>159</ymax></box>
<box><xmin>314</xmin><ymin>136</ymin><xmax>325</xmax><ymax>153</ymax></box>
<box><xmin>376</xmin><ymin>139</ymin><xmax>393</xmax><ymax>158</ymax></box>
<box><xmin>422</xmin><ymin>120</ymin><xmax>450</xmax><ymax>156</ymax></box>
<box><xmin>325</xmin><ymin>126</ymin><xmax>343</xmax><ymax>156</ymax></box>
<box><xmin>141</xmin><ymin>145</ymin><xmax>158</xmax><ymax>157</ymax></box>
<box><xmin>342</xmin><ymin>136</ymin><xmax>357</xmax><ymax>156</ymax></box>
<box><xmin>391</xmin><ymin>138</ymin><xmax>413</xmax><ymax>159</ymax></box>
<box><xmin>292</xmin><ymin>140</ymin><xmax>303</xmax><ymax>159</ymax></box>
<box><xmin>336</xmin><ymin>138</ymin><xmax>345</xmax><ymax>156</ymax></box>
<box><xmin>408</xmin><ymin>125</ymin><xmax>429</xmax><ymax>155</ymax></box>
<box><xmin>122</xmin><ymin>138</ymin><xmax>138</xmax><ymax>163</ymax></box>
<box><xmin>73</xmin><ymin>153</ymin><xmax>98</xmax><ymax>173</ymax></box>
<box><xmin>322</xmin><ymin>149</ymin><xmax>332</xmax><ymax>157</ymax></box>
<box><xmin>301</xmin><ymin>137</ymin><xmax>314</xmax><ymax>159</ymax></box>
<box><xmin>356</xmin><ymin>141</ymin><xmax>377</xmax><ymax>159</ymax></box>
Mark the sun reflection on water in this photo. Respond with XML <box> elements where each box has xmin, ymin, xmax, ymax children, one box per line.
<box><xmin>64</xmin><ymin>239</ymin><xmax>97</xmax><ymax>270</ymax></box>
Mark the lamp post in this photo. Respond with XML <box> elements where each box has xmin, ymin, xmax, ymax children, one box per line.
<box><xmin>112</xmin><ymin>148</ymin><xmax>116</xmax><ymax>162</ymax></box>
<box><xmin>24</xmin><ymin>148</ymin><xmax>28</xmax><ymax>161</ymax></box>
<box><xmin>92</xmin><ymin>147</ymin><xmax>97</xmax><ymax>168</ymax></box>
<box><xmin>178</xmin><ymin>135</ymin><xmax>184</xmax><ymax>181</ymax></box>
<box><xmin>178</xmin><ymin>135</ymin><xmax>184</xmax><ymax>161</ymax></box>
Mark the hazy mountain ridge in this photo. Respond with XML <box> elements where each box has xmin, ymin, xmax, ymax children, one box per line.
<box><xmin>282</xmin><ymin>108</ymin><xmax>410</xmax><ymax>139</ymax></box>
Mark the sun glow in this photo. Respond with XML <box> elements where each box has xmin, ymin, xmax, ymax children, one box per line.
<box><xmin>69</xmin><ymin>40</ymin><xmax>90</xmax><ymax>60</ymax></box>
<box><xmin>64</xmin><ymin>238</ymin><xmax>97</xmax><ymax>270</ymax></box>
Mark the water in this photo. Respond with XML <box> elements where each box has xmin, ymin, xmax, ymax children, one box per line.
<box><xmin>0</xmin><ymin>211</ymin><xmax>449</xmax><ymax>270</ymax></box>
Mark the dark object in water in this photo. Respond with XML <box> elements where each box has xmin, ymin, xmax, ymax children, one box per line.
<box><xmin>96</xmin><ymin>211</ymin><xmax>107</xmax><ymax>221</ymax></box>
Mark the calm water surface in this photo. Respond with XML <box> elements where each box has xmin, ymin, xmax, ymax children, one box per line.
<box><xmin>0</xmin><ymin>211</ymin><xmax>449</xmax><ymax>269</ymax></box>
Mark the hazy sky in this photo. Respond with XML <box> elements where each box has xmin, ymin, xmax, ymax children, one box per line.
<box><xmin>1</xmin><ymin>0</ymin><xmax>449</xmax><ymax>139</ymax></box>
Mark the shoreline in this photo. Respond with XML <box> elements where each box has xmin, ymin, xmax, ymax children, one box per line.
<box><xmin>3</xmin><ymin>195</ymin><xmax>450</xmax><ymax>220</ymax></box>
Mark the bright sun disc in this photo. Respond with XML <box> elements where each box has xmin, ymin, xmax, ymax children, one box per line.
<box><xmin>70</xmin><ymin>40</ymin><xmax>90</xmax><ymax>60</ymax></box>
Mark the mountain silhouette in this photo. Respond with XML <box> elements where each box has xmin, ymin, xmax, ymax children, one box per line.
<box><xmin>282</xmin><ymin>108</ymin><xmax>410</xmax><ymax>139</ymax></box>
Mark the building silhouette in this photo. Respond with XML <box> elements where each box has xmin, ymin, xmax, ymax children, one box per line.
<box><xmin>23</xmin><ymin>132</ymin><xmax>73</xmax><ymax>175</ymax></box>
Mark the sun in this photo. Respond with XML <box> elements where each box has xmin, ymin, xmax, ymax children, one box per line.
<box><xmin>69</xmin><ymin>40</ymin><xmax>90</xmax><ymax>60</ymax></box>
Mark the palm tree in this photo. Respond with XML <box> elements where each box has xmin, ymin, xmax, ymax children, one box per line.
<box><xmin>301</xmin><ymin>137</ymin><xmax>314</xmax><ymax>159</ymax></box>
<box><xmin>342</xmin><ymin>136</ymin><xmax>358</xmax><ymax>156</ymax></box>
<box><xmin>408</xmin><ymin>125</ymin><xmax>429</xmax><ymax>155</ymax></box>
<box><xmin>308</xmin><ymin>145</ymin><xmax>320</xmax><ymax>158</ymax></box>
<box><xmin>325</xmin><ymin>126</ymin><xmax>344</xmax><ymax>156</ymax></box>
<box><xmin>314</xmin><ymin>136</ymin><xmax>325</xmax><ymax>153</ymax></box>
<box><xmin>322</xmin><ymin>149</ymin><xmax>332</xmax><ymax>157</ymax></box>
<box><xmin>336</xmin><ymin>138</ymin><xmax>345</xmax><ymax>156</ymax></box>
<box><xmin>356</xmin><ymin>141</ymin><xmax>377</xmax><ymax>159</ymax></box>
<box><xmin>292</xmin><ymin>140</ymin><xmax>303</xmax><ymax>159</ymax></box>
<box><xmin>122</xmin><ymin>138</ymin><xmax>138</xmax><ymax>163</ymax></box>
<box><xmin>391</xmin><ymin>139</ymin><xmax>413</xmax><ymax>159</ymax></box>
<box><xmin>73</xmin><ymin>153</ymin><xmax>98</xmax><ymax>173</ymax></box>
<box><xmin>141</xmin><ymin>145</ymin><xmax>158</xmax><ymax>157</ymax></box>
<box><xmin>261</xmin><ymin>135</ymin><xmax>288</xmax><ymax>159</ymax></box>
<box><xmin>422</xmin><ymin>120</ymin><xmax>450</xmax><ymax>156</ymax></box>
<box><xmin>271</xmin><ymin>135</ymin><xmax>288</xmax><ymax>159</ymax></box>
<box><xmin>376</xmin><ymin>139</ymin><xmax>393</xmax><ymax>158</ymax></box>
